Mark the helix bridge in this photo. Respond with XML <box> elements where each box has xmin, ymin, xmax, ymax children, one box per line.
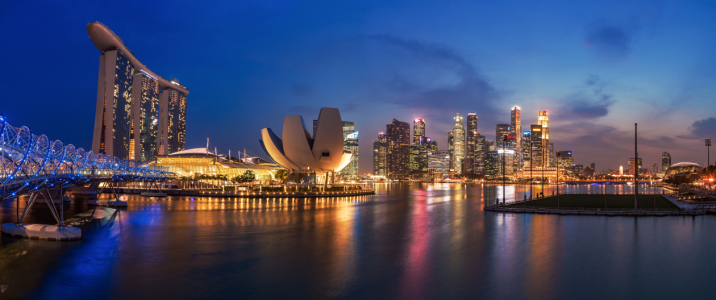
<box><xmin>0</xmin><ymin>114</ymin><xmax>172</xmax><ymax>239</ymax></box>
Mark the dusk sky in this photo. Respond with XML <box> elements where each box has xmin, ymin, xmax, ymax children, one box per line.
<box><xmin>1</xmin><ymin>0</ymin><xmax>715</xmax><ymax>173</ymax></box>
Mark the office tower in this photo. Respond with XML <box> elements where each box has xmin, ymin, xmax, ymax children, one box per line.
<box><xmin>591</xmin><ymin>162</ymin><xmax>595</xmax><ymax>170</ymax></box>
<box><xmin>475</xmin><ymin>134</ymin><xmax>486</xmax><ymax>176</ymax></box>
<box><xmin>452</xmin><ymin>113</ymin><xmax>465</xmax><ymax>175</ymax></box>
<box><xmin>496</xmin><ymin>124</ymin><xmax>510</xmax><ymax>142</ymax></box>
<box><xmin>538</xmin><ymin>111</ymin><xmax>550</xmax><ymax>166</ymax></box>
<box><xmin>373</xmin><ymin>131</ymin><xmax>387</xmax><ymax>176</ymax></box>
<box><xmin>574</xmin><ymin>165</ymin><xmax>584</xmax><ymax>176</ymax></box>
<box><xmin>465</xmin><ymin>113</ymin><xmax>478</xmax><ymax>176</ymax></box>
<box><xmin>88</xmin><ymin>22</ymin><xmax>189</xmax><ymax>160</ymax></box>
<box><xmin>413</xmin><ymin>119</ymin><xmax>425</xmax><ymax>144</ymax></box>
<box><xmin>662</xmin><ymin>152</ymin><xmax>671</xmax><ymax>172</ymax></box>
<box><xmin>339</xmin><ymin>121</ymin><xmax>359</xmax><ymax>177</ymax></box>
<box><xmin>386</xmin><ymin>119</ymin><xmax>410</xmax><ymax>180</ymax></box>
<box><xmin>628</xmin><ymin>158</ymin><xmax>643</xmax><ymax>175</ymax></box>
<box><xmin>511</xmin><ymin>106</ymin><xmax>521</xmax><ymax>167</ymax></box>
<box><xmin>498</xmin><ymin>149</ymin><xmax>515</xmax><ymax>176</ymax></box>
<box><xmin>548</xmin><ymin>141</ymin><xmax>555</xmax><ymax>167</ymax></box>
<box><xmin>521</xmin><ymin>131</ymin><xmax>531</xmax><ymax>168</ymax></box>
<box><xmin>530</xmin><ymin>125</ymin><xmax>544</xmax><ymax>168</ymax></box>
<box><xmin>428</xmin><ymin>150</ymin><xmax>451</xmax><ymax>178</ymax></box>
<box><xmin>485</xmin><ymin>150</ymin><xmax>499</xmax><ymax>177</ymax></box>
<box><xmin>426</xmin><ymin>138</ymin><xmax>437</xmax><ymax>153</ymax></box>
<box><xmin>410</xmin><ymin>119</ymin><xmax>428</xmax><ymax>175</ymax></box>
<box><xmin>557</xmin><ymin>151</ymin><xmax>574</xmax><ymax>176</ymax></box>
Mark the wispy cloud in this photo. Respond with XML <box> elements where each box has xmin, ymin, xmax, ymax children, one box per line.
<box><xmin>558</xmin><ymin>75</ymin><xmax>616</xmax><ymax>120</ymax></box>
<box><xmin>584</xmin><ymin>22</ymin><xmax>632</xmax><ymax>60</ymax></box>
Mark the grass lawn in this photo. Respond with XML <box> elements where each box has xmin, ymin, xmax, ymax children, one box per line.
<box><xmin>506</xmin><ymin>194</ymin><xmax>680</xmax><ymax>211</ymax></box>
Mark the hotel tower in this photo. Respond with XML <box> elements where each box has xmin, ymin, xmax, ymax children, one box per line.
<box><xmin>87</xmin><ymin>22</ymin><xmax>189</xmax><ymax>161</ymax></box>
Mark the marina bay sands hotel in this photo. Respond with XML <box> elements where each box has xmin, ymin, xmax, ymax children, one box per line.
<box><xmin>87</xmin><ymin>22</ymin><xmax>189</xmax><ymax>161</ymax></box>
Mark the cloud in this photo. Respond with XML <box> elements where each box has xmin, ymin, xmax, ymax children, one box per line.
<box><xmin>584</xmin><ymin>23</ymin><xmax>632</xmax><ymax>60</ymax></box>
<box><xmin>558</xmin><ymin>75</ymin><xmax>616</xmax><ymax>119</ymax></box>
<box><xmin>681</xmin><ymin>117</ymin><xmax>716</xmax><ymax>139</ymax></box>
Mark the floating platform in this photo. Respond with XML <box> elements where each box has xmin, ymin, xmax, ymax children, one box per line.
<box><xmin>88</xmin><ymin>200</ymin><xmax>128</xmax><ymax>207</ymax></box>
<box><xmin>141</xmin><ymin>192</ymin><xmax>167</xmax><ymax>197</ymax></box>
<box><xmin>1</xmin><ymin>223</ymin><xmax>81</xmax><ymax>241</ymax></box>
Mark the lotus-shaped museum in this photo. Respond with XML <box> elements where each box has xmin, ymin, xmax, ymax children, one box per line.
<box><xmin>259</xmin><ymin>108</ymin><xmax>352</xmax><ymax>175</ymax></box>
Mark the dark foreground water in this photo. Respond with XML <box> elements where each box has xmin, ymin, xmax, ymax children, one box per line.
<box><xmin>0</xmin><ymin>183</ymin><xmax>714</xmax><ymax>299</ymax></box>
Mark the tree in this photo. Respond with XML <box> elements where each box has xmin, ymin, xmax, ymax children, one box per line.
<box><xmin>275</xmin><ymin>169</ymin><xmax>287</xmax><ymax>181</ymax></box>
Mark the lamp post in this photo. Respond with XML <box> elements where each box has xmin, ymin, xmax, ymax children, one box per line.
<box><xmin>502</xmin><ymin>135</ymin><xmax>506</xmax><ymax>206</ymax></box>
<box><xmin>556</xmin><ymin>150</ymin><xmax>560</xmax><ymax>208</ymax></box>
<box><xmin>707</xmin><ymin>138</ymin><xmax>711</xmax><ymax>171</ymax></box>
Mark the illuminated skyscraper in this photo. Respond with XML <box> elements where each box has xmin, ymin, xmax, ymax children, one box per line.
<box><xmin>413</xmin><ymin>119</ymin><xmax>425</xmax><ymax>144</ymax></box>
<box><xmin>373</xmin><ymin>132</ymin><xmax>387</xmax><ymax>176</ymax></box>
<box><xmin>628</xmin><ymin>158</ymin><xmax>642</xmax><ymax>175</ymax></box>
<box><xmin>511</xmin><ymin>106</ymin><xmax>521</xmax><ymax>168</ymax></box>
<box><xmin>557</xmin><ymin>150</ymin><xmax>574</xmax><ymax>176</ymax></box>
<box><xmin>475</xmin><ymin>134</ymin><xmax>486</xmax><ymax>176</ymax></box>
<box><xmin>522</xmin><ymin>131</ymin><xmax>531</xmax><ymax>168</ymax></box>
<box><xmin>448</xmin><ymin>131</ymin><xmax>454</xmax><ymax>171</ymax></box>
<box><xmin>662</xmin><ymin>152</ymin><xmax>671</xmax><ymax>172</ymax></box>
<box><xmin>530</xmin><ymin>125</ymin><xmax>544</xmax><ymax>168</ymax></box>
<box><xmin>387</xmin><ymin>118</ymin><xmax>410</xmax><ymax>180</ymax></box>
<box><xmin>452</xmin><ymin>113</ymin><xmax>465</xmax><ymax>175</ymax></box>
<box><xmin>465</xmin><ymin>113</ymin><xmax>478</xmax><ymax>176</ymax></box>
<box><xmin>339</xmin><ymin>121</ymin><xmax>359</xmax><ymax>177</ymax></box>
<box><xmin>538</xmin><ymin>111</ymin><xmax>550</xmax><ymax>166</ymax></box>
<box><xmin>88</xmin><ymin>22</ymin><xmax>189</xmax><ymax>160</ymax></box>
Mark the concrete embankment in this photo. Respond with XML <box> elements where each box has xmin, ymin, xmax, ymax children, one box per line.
<box><xmin>484</xmin><ymin>206</ymin><xmax>704</xmax><ymax>216</ymax></box>
<box><xmin>99</xmin><ymin>188</ymin><xmax>375</xmax><ymax>198</ymax></box>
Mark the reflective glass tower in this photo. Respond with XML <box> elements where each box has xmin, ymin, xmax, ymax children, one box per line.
<box><xmin>452</xmin><ymin>113</ymin><xmax>465</xmax><ymax>175</ymax></box>
<box><xmin>465</xmin><ymin>113</ymin><xmax>478</xmax><ymax>176</ymax></box>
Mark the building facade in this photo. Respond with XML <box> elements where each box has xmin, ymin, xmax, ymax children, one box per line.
<box><xmin>628</xmin><ymin>158</ymin><xmax>643</xmax><ymax>175</ymax></box>
<box><xmin>452</xmin><ymin>113</ymin><xmax>465</xmax><ymax>175</ymax></box>
<box><xmin>530</xmin><ymin>125</ymin><xmax>544</xmax><ymax>168</ymax></box>
<box><xmin>662</xmin><ymin>152</ymin><xmax>671</xmax><ymax>173</ymax></box>
<box><xmin>511</xmin><ymin>106</ymin><xmax>521</xmax><ymax>168</ymax></box>
<box><xmin>88</xmin><ymin>22</ymin><xmax>189</xmax><ymax>161</ymax></box>
<box><xmin>465</xmin><ymin>113</ymin><xmax>478</xmax><ymax>176</ymax></box>
<box><xmin>556</xmin><ymin>150</ymin><xmax>574</xmax><ymax>176</ymax></box>
<box><xmin>373</xmin><ymin>131</ymin><xmax>387</xmax><ymax>176</ymax></box>
<box><xmin>340</xmin><ymin>121</ymin><xmax>359</xmax><ymax>177</ymax></box>
<box><xmin>538</xmin><ymin>111</ymin><xmax>550</xmax><ymax>167</ymax></box>
<box><xmin>387</xmin><ymin>118</ymin><xmax>410</xmax><ymax>180</ymax></box>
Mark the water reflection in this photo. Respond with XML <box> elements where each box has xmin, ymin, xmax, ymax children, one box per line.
<box><xmin>0</xmin><ymin>183</ymin><xmax>712</xmax><ymax>299</ymax></box>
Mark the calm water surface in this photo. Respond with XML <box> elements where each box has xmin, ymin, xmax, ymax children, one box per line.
<box><xmin>0</xmin><ymin>183</ymin><xmax>714</xmax><ymax>299</ymax></box>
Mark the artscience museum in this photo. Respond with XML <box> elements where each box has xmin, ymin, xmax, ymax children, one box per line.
<box><xmin>260</xmin><ymin>108</ymin><xmax>353</xmax><ymax>179</ymax></box>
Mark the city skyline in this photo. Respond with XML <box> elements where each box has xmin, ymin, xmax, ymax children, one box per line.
<box><xmin>1</xmin><ymin>1</ymin><xmax>715</xmax><ymax>173</ymax></box>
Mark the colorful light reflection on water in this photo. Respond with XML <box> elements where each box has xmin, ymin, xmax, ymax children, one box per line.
<box><xmin>1</xmin><ymin>183</ymin><xmax>715</xmax><ymax>299</ymax></box>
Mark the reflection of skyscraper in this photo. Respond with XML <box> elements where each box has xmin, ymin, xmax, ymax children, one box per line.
<box><xmin>373</xmin><ymin>132</ymin><xmax>387</xmax><ymax>176</ymax></box>
<box><xmin>88</xmin><ymin>22</ymin><xmax>189</xmax><ymax>160</ymax></box>
<box><xmin>387</xmin><ymin>118</ymin><xmax>410</xmax><ymax>180</ymax></box>
<box><xmin>452</xmin><ymin>113</ymin><xmax>465</xmax><ymax>175</ymax></box>
<box><xmin>662</xmin><ymin>152</ymin><xmax>671</xmax><ymax>172</ymax></box>
<box><xmin>511</xmin><ymin>106</ymin><xmax>521</xmax><ymax>167</ymax></box>
<box><xmin>465</xmin><ymin>113</ymin><xmax>478</xmax><ymax>176</ymax></box>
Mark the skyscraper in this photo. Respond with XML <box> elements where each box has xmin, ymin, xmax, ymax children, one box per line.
<box><xmin>339</xmin><ymin>121</ymin><xmax>359</xmax><ymax>177</ymax></box>
<box><xmin>465</xmin><ymin>113</ymin><xmax>478</xmax><ymax>176</ymax></box>
<box><xmin>629</xmin><ymin>158</ymin><xmax>643</xmax><ymax>175</ymax></box>
<box><xmin>530</xmin><ymin>125</ymin><xmax>544</xmax><ymax>168</ymax></box>
<box><xmin>475</xmin><ymin>134</ymin><xmax>486</xmax><ymax>176</ymax></box>
<box><xmin>557</xmin><ymin>151</ymin><xmax>574</xmax><ymax>176</ymax></box>
<box><xmin>521</xmin><ymin>131</ymin><xmax>531</xmax><ymax>168</ymax></box>
<box><xmin>452</xmin><ymin>113</ymin><xmax>465</xmax><ymax>175</ymax></box>
<box><xmin>88</xmin><ymin>22</ymin><xmax>189</xmax><ymax>160</ymax></box>
<box><xmin>511</xmin><ymin>106</ymin><xmax>521</xmax><ymax>168</ymax></box>
<box><xmin>410</xmin><ymin>119</ymin><xmax>428</xmax><ymax>176</ymax></box>
<box><xmin>538</xmin><ymin>111</ymin><xmax>550</xmax><ymax>166</ymax></box>
<box><xmin>448</xmin><ymin>131</ymin><xmax>454</xmax><ymax>171</ymax></box>
<box><xmin>387</xmin><ymin>118</ymin><xmax>410</xmax><ymax>180</ymax></box>
<box><xmin>662</xmin><ymin>152</ymin><xmax>671</xmax><ymax>173</ymax></box>
<box><xmin>373</xmin><ymin>131</ymin><xmax>387</xmax><ymax>176</ymax></box>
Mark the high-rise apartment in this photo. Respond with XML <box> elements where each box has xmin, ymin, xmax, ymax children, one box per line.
<box><xmin>452</xmin><ymin>113</ymin><xmax>465</xmax><ymax>175</ymax></box>
<box><xmin>373</xmin><ymin>131</ymin><xmax>387</xmax><ymax>176</ymax></box>
<box><xmin>88</xmin><ymin>22</ymin><xmax>189</xmax><ymax>160</ymax></box>
<box><xmin>386</xmin><ymin>119</ymin><xmax>410</xmax><ymax>180</ymax></box>
<box><xmin>662</xmin><ymin>152</ymin><xmax>671</xmax><ymax>172</ymax></box>
<box><xmin>465</xmin><ymin>113</ymin><xmax>478</xmax><ymax>176</ymax></box>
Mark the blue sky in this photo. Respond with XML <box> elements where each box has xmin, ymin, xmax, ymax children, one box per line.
<box><xmin>1</xmin><ymin>0</ymin><xmax>715</xmax><ymax>173</ymax></box>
